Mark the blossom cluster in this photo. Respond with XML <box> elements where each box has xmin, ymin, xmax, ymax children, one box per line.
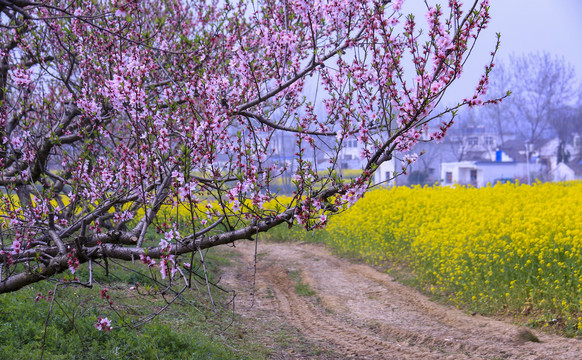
<box><xmin>68</xmin><ymin>248</ymin><xmax>80</xmax><ymax>274</ymax></box>
<box><xmin>100</xmin><ymin>288</ymin><xmax>113</xmax><ymax>306</ymax></box>
<box><xmin>94</xmin><ymin>317</ymin><xmax>112</xmax><ymax>332</ymax></box>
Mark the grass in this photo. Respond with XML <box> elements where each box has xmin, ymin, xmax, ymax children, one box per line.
<box><xmin>288</xmin><ymin>270</ymin><xmax>317</xmax><ymax>297</ymax></box>
<box><xmin>516</xmin><ymin>328</ymin><xmax>541</xmax><ymax>343</ymax></box>
<box><xmin>0</xmin><ymin>247</ymin><xmax>266</xmax><ymax>360</ymax></box>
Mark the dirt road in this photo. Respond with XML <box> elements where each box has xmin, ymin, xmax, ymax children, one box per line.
<box><xmin>221</xmin><ymin>240</ymin><xmax>582</xmax><ymax>359</ymax></box>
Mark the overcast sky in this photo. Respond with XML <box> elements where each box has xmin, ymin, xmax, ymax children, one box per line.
<box><xmin>444</xmin><ymin>0</ymin><xmax>582</xmax><ymax>103</ymax></box>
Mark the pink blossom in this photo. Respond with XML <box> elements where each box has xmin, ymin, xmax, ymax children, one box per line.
<box><xmin>100</xmin><ymin>288</ymin><xmax>113</xmax><ymax>305</ymax></box>
<box><xmin>404</xmin><ymin>153</ymin><xmax>419</xmax><ymax>164</ymax></box>
<box><xmin>12</xmin><ymin>68</ymin><xmax>34</xmax><ymax>88</ymax></box>
<box><xmin>113</xmin><ymin>211</ymin><xmax>133</xmax><ymax>223</ymax></box>
<box><xmin>140</xmin><ymin>254</ymin><xmax>156</xmax><ymax>267</ymax></box>
<box><xmin>95</xmin><ymin>317</ymin><xmax>112</xmax><ymax>331</ymax></box>
<box><xmin>77</xmin><ymin>97</ymin><xmax>101</xmax><ymax>117</ymax></box>
<box><xmin>171</xmin><ymin>170</ymin><xmax>185</xmax><ymax>185</ymax></box>
<box><xmin>392</xmin><ymin>0</ymin><xmax>404</xmax><ymax>12</ymax></box>
<box><xmin>10</xmin><ymin>136</ymin><xmax>23</xmax><ymax>149</ymax></box>
<box><xmin>430</xmin><ymin>81</ymin><xmax>444</xmax><ymax>94</ymax></box>
<box><xmin>68</xmin><ymin>249</ymin><xmax>80</xmax><ymax>274</ymax></box>
<box><xmin>159</xmin><ymin>239</ymin><xmax>171</xmax><ymax>253</ymax></box>
<box><xmin>436</xmin><ymin>35</ymin><xmax>452</xmax><ymax>51</ymax></box>
<box><xmin>11</xmin><ymin>239</ymin><xmax>22</xmax><ymax>255</ymax></box>
<box><xmin>159</xmin><ymin>255</ymin><xmax>176</xmax><ymax>279</ymax></box>
<box><xmin>231</xmin><ymin>200</ymin><xmax>241</xmax><ymax>212</ymax></box>
<box><xmin>164</xmin><ymin>229</ymin><xmax>179</xmax><ymax>243</ymax></box>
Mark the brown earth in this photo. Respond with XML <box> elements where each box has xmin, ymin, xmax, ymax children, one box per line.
<box><xmin>220</xmin><ymin>240</ymin><xmax>582</xmax><ymax>359</ymax></box>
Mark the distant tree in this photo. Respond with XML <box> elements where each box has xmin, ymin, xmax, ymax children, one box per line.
<box><xmin>553</xmin><ymin>106</ymin><xmax>579</xmax><ymax>163</ymax></box>
<box><xmin>443</xmin><ymin>107</ymin><xmax>481</xmax><ymax>161</ymax></box>
<box><xmin>0</xmin><ymin>0</ymin><xmax>499</xmax><ymax>305</ymax></box>
<box><xmin>482</xmin><ymin>60</ymin><xmax>512</xmax><ymax>144</ymax></box>
<box><xmin>496</xmin><ymin>52</ymin><xmax>579</xmax><ymax>144</ymax></box>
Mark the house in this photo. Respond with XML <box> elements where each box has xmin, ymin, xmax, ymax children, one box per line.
<box><xmin>552</xmin><ymin>162</ymin><xmax>576</xmax><ymax>181</ymax></box>
<box><xmin>336</xmin><ymin>138</ymin><xmax>364</xmax><ymax>170</ymax></box>
<box><xmin>440</xmin><ymin>139</ymin><xmax>544</xmax><ymax>187</ymax></box>
<box><xmin>374</xmin><ymin>159</ymin><xmax>396</xmax><ymax>186</ymax></box>
<box><xmin>318</xmin><ymin>136</ymin><xmax>396</xmax><ymax>186</ymax></box>
<box><xmin>441</xmin><ymin>160</ymin><xmax>542</xmax><ymax>187</ymax></box>
<box><xmin>395</xmin><ymin>140</ymin><xmax>458</xmax><ymax>186</ymax></box>
<box><xmin>550</xmin><ymin>161</ymin><xmax>582</xmax><ymax>181</ymax></box>
<box><xmin>398</xmin><ymin>125</ymin><xmax>513</xmax><ymax>186</ymax></box>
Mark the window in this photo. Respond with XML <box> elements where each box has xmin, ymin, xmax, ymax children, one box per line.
<box><xmin>484</xmin><ymin>136</ymin><xmax>494</xmax><ymax>146</ymax></box>
<box><xmin>345</xmin><ymin>139</ymin><xmax>356</xmax><ymax>148</ymax></box>
<box><xmin>385</xmin><ymin>171</ymin><xmax>391</xmax><ymax>181</ymax></box>
<box><xmin>470</xmin><ymin>169</ymin><xmax>478</xmax><ymax>184</ymax></box>
<box><xmin>445</xmin><ymin>171</ymin><xmax>453</xmax><ymax>184</ymax></box>
<box><xmin>467</xmin><ymin>137</ymin><xmax>479</xmax><ymax>146</ymax></box>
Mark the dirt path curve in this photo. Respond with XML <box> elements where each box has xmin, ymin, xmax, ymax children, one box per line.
<box><xmin>221</xmin><ymin>241</ymin><xmax>582</xmax><ymax>359</ymax></box>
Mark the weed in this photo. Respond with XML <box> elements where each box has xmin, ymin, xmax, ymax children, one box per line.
<box><xmin>516</xmin><ymin>328</ymin><xmax>541</xmax><ymax>343</ymax></box>
<box><xmin>288</xmin><ymin>270</ymin><xmax>317</xmax><ymax>297</ymax></box>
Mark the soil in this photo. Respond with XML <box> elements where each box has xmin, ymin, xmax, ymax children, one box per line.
<box><xmin>220</xmin><ymin>240</ymin><xmax>582</xmax><ymax>359</ymax></box>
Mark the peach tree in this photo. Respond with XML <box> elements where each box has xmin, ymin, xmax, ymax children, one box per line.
<box><xmin>0</xmin><ymin>0</ymin><xmax>497</xmax><ymax>317</ymax></box>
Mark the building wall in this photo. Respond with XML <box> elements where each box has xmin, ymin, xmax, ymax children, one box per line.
<box><xmin>441</xmin><ymin>161</ymin><xmax>542</xmax><ymax>187</ymax></box>
<box><xmin>441</xmin><ymin>162</ymin><xmax>474</xmax><ymax>185</ymax></box>
<box><xmin>477</xmin><ymin>162</ymin><xmax>541</xmax><ymax>186</ymax></box>
<box><xmin>551</xmin><ymin>163</ymin><xmax>576</xmax><ymax>182</ymax></box>
<box><xmin>374</xmin><ymin>160</ymin><xmax>396</xmax><ymax>186</ymax></box>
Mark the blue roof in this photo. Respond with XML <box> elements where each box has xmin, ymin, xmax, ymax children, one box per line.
<box><xmin>474</xmin><ymin>161</ymin><xmax>519</xmax><ymax>165</ymax></box>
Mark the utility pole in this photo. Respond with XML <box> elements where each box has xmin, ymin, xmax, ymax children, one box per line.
<box><xmin>525</xmin><ymin>142</ymin><xmax>531</xmax><ymax>185</ymax></box>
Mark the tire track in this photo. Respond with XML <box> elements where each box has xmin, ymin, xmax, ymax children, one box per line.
<box><xmin>225</xmin><ymin>241</ymin><xmax>582</xmax><ymax>359</ymax></box>
<box><xmin>263</xmin><ymin>265</ymin><xmax>434</xmax><ymax>359</ymax></box>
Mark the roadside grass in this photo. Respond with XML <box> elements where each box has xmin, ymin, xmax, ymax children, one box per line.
<box><xmin>0</xmin><ymin>247</ymin><xmax>268</xmax><ymax>360</ymax></box>
<box><xmin>263</xmin><ymin>223</ymin><xmax>309</xmax><ymax>244</ymax></box>
<box><xmin>288</xmin><ymin>270</ymin><xmax>317</xmax><ymax>298</ymax></box>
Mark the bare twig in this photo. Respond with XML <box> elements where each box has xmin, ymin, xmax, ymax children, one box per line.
<box><xmin>196</xmin><ymin>242</ymin><xmax>216</xmax><ymax>313</ymax></box>
<box><xmin>39</xmin><ymin>283</ymin><xmax>59</xmax><ymax>360</ymax></box>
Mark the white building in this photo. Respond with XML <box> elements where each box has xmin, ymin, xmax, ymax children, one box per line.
<box><xmin>374</xmin><ymin>159</ymin><xmax>396</xmax><ymax>186</ymax></box>
<box><xmin>441</xmin><ymin>160</ymin><xmax>542</xmax><ymax>187</ymax></box>
<box><xmin>318</xmin><ymin>136</ymin><xmax>396</xmax><ymax>186</ymax></box>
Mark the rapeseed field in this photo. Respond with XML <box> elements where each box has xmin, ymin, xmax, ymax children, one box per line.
<box><xmin>309</xmin><ymin>181</ymin><xmax>582</xmax><ymax>335</ymax></box>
